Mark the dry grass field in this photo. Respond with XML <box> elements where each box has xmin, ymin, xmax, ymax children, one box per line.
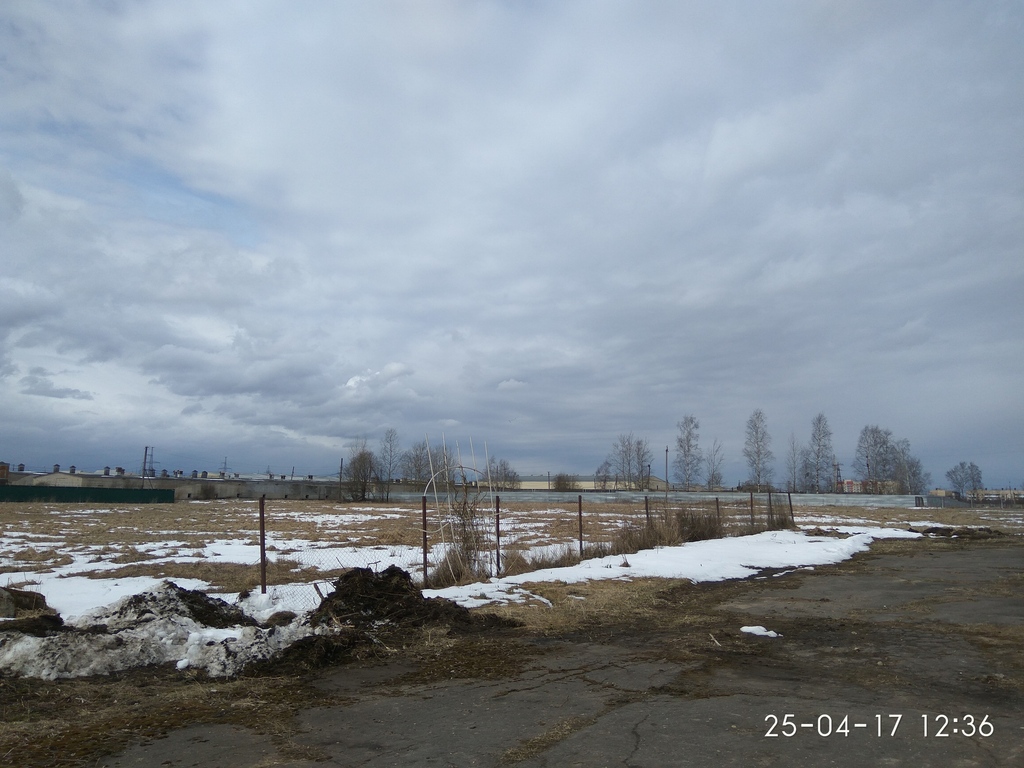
<box><xmin>1</xmin><ymin>496</ymin><xmax>1020</xmax><ymax>592</ymax></box>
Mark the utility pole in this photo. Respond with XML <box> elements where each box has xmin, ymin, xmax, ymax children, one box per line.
<box><xmin>141</xmin><ymin>446</ymin><xmax>148</xmax><ymax>489</ymax></box>
<box><xmin>337</xmin><ymin>457</ymin><xmax>344</xmax><ymax>501</ymax></box>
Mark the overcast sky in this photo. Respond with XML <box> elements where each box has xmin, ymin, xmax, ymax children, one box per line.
<box><xmin>1</xmin><ymin>1</ymin><xmax>1022</xmax><ymax>488</ymax></box>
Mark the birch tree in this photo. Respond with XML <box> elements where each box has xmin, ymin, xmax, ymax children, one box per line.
<box><xmin>375</xmin><ymin>428</ymin><xmax>402</xmax><ymax>501</ymax></box>
<box><xmin>786</xmin><ymin>433</ymin><xmax>802</xmax><ymax>492</ymax></box>
<box><xmin>807</xmin><ymin>413</ymin><xmax>834</xmax><ymax>493</ymax></box>
<box><xmin>673</xmin><ymin>415</ymin><xmax>702</xmax><ymax>490</ymax></box>
<box><xmin>607</xmin><ymin>433</ymin><xmax>652</xmax><ymax>490</ymax></box>
<box><xmin>702</xmin><ymin>438</ymin><xmax>725</xmax><ymax>490</ymax></box>
<box><xmin>854</xmin><ymin>426</ymin><xmax>929</xmax><ymax>494</ymax></box>
<box><xmin>743</xmin><ymin>409</ymin><xmax>774</xmax><ymax>492</ymax></box>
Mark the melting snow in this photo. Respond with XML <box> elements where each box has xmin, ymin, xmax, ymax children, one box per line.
<box><xmin>1</xmin><ymin>526</ymin><xmax>920</xmax><ymax>680</ymax></box>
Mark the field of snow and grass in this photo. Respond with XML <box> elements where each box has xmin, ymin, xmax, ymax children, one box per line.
<box><xmin>1</xmin><ymin>496</ymin><xmax>1019</xmax><ymax>679</ymax></box>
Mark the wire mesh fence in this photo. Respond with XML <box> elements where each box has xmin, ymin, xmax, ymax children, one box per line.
<box><xmin>251</xmin><ymin>492</ymin><xmax>797</xmax><ymax>594</ymax></box>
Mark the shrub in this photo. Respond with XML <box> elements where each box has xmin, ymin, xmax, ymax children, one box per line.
<box><xmin>551</xmin><ymin>473</ymin><xmax>580</xmax><ymax>492</ymax></box>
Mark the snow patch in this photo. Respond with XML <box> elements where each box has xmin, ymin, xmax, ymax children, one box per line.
<box><xmin>0</xmin><ymin>581</ymin><xmax>315</xmax><ymax>680</ymax></box>
<box><xmin>741</xmin><ymin>625</ymin><xmax>782</xmax><ymax>638</ymax></box>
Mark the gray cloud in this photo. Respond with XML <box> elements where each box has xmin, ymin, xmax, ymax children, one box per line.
<box><xmin>0</xmin><ymin>2</ymin><xmax>1021</xmax><ymax>485</ymax></box>
<box><xmin>19</xmin><ymin>370</ymin><xmax>93</xmax><ymax>400</ymax></box>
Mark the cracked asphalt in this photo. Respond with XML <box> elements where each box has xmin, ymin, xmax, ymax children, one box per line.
<box><xmin>102</xmin><ymin>536</ymin><xmax>1024</xmax><ymax>767</ymax></box>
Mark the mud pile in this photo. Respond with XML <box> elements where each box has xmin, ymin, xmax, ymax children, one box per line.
<box><xmin>266</xmin><ymin>566</ymin><xmax>516</xmax><ymax>674</ymax></box>
<box><xmin>310</xmin><ymin>565</ymin><xmax>474</xmax><ymax>631</ymax></box>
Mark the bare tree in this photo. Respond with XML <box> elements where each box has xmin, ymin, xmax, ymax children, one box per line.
<box><xmin>946</xmin><ymin>461</ymin><xmax>982</xmax><ymax>500</ymax></box>
<box><xmin>609</xmin><ymin>433</ymin><xmax>634</xmax><ymax>489</ymax></box>
<box><xmin>401</xmin><ymin>439</ymin><xmax>432</xmax><ymax>485</ymax></box>
<box><xmin>672</xmin><ymin>415</ymin><xmax>702</xmax><ymax>490</ymax></box>
<box><xmin>785</xmin><ymin>433</ymin><xmax>802</xmax><ymax>492</ymax></box>
<box><xmin>807</xmin><ymin>413</ymin><xmax>834</xmax><ymax>493</ymax></box>
<box><xmin>345</xmin><ymin>438</ymin><xmax>376</xmax><ymax>501</ymax></box>
<box><xmin>893</xmin><ymin>438</ymin><xmax>931</xmax><ymax>495</ymax></box>
<box><xmin>853</xmin><ymin>425</ymin><xmax>895</xmax><ymax>490</ymax></box>
<box><xmin>487</xmin><ymin>455</ymin><xmax>521</xmax><ymax>490</ymax></box>
<box><xmin>702</xmin><ymin>438</ymin><xmax>725</xmax><ymax>490</ymax></box>
<box><xmin>375</xmin><ymin>428</ymin><xmax>402</xmax><ymax>501</ymax></box>
<box><xmin>594</xmin><ymin>459</ymin><xmax>612</xmax><ymax>490</ymax></box>
<box><xmin>743</xmin><ymin>409</ymin><xmax>774</xmax><ymax>492</ymax></box>
<box><xmin>854</xmin><ymin>426</ymin><xmax>928</xmax><ymax>494</ymax></box>
<box><xmin>633</xmin><ymin>436</ymin><xmax>654</xmax><ymax>489</ymax></box>
<box><xmin>607</xmin><ymin>433</ymin><xmax>652</xmax><ymax>490</ymax></box>
<box><xmin>969</xmin><ymin>462</ymin><xmax>983</xmax><ymax>498</ymax></box>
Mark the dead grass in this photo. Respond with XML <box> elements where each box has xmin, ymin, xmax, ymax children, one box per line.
<box><xmin>0</xmin><ymin>667</ymin><xmax>344</xmax><ymax>768</ymax></box>
<box><xmin>9</xmin><ymin>548</ymin><xmax>75</xmax><ymax>567</ymax></box>
<box><xmin>68</xmin><ymin>559</ymin><xmax>346</xmax><ymax>593</ymax></box>
<box><xmin>2</xmin><ymin>497</ymin><xmax>1020</xmax><ymax>599</ymax></box>
<box><xmin>498</xmin><ymin>715</ymin><xmax>599</xmax><ymax>764</ymax></box>
<box><xmin>480</xmin><ymin>576</ymin><xmax>691</xmax><ymax>637</ymax></box>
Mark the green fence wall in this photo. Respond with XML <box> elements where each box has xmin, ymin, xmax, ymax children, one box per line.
<box><xmin>0</xmin><ymin>486</ymin><xmax>175</xmax><ymax>504</ymax></box>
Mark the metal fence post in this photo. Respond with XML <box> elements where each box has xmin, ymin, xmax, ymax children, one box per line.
<box><xmin>578</xmin><ymin>494</ymin><xmax>584</xmax><ymax>558</ymax></box>
<box><xmin>495</xmin><ymin>495</ymin><xmax>501</xmax><ymax>576</ymax></box>
<box><xmin>422</xmin><ymin>495</ymin><xmax>428</xmax><ymax>586</ymax></box>
<box><xmin>259</xmin><ymin>495</ymin><xmax>267</xmax><ymax>594</ymax></box>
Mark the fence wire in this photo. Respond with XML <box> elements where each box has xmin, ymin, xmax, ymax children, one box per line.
<box><xmin>251</xmin><ymin>493</ymin><xmax>796</xmax><ymax>595</ymax></box>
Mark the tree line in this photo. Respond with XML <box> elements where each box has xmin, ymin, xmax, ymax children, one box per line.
<box><xmin>340</xmin><ymin>416</ymin><xmax>989</xmax><ymax>500</ymax></box>
<box><xmin>597</xmin><ymin>411</ymin><xmax>934</xmax><ymax>494</ymax></box>
<box><xmin>342</xmin><ymin>429</ymin><xmax>521</xmax><ymax>501</ymax></box>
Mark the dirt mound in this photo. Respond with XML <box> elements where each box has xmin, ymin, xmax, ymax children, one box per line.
<box><xmin>310</xmin><ymin>565</ymin><xmax>474</xmax><ymax>631</ymax></box>
<box><xmin>85</xmin><ymin>582</ymin><xmax>259</xmax><ymax>633</ymax></box>
<box><xmin>259</xmin><ymin>566</ymin><xmax>517</xmax><ymax>675</ymax></box>
<box><xmin>1</xmin><ymin>573</ymin><xmax>516</xmax><ymax>679</ymax></box>
<box><xmin>0</xmin><ymin>613</ymin><xmax>66</xmax><ymax>637</ymax></box>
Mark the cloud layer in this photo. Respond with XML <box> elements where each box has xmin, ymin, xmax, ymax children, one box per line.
<box><xmin>2</xmin><ymin>2</ymin><xmax>1021</xmax><ymax>486</ymax></box>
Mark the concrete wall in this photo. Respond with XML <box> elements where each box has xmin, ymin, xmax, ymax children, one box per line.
<box><xmin>6</xmin><ymin>472</ymin><xmax>344</xmax><ymax>501</ymax></box>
